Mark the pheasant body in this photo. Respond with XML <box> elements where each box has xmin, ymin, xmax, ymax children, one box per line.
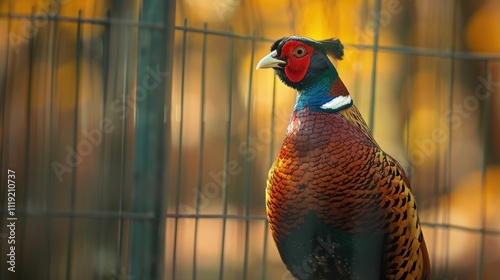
<box><xmin>268</xmin><ymin>107</ymin><xmax>426</xmax><ymax>279</ymax></box>
<box><xmin>257</xmin><ymin>36</ymin><xmax>430</xmax><ymax>279</ymax></box>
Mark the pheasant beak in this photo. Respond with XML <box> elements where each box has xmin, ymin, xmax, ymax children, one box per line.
<box><xmin>256</xmin><ymin>50</ymin><xmax>285</xmax><ymax>70</ymax></box>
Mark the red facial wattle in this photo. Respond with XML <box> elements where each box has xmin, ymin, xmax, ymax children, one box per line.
<box><xmin>279</xmin><ymin>41</ymin><xmax>314</xmax><ymax>83</ymax></box>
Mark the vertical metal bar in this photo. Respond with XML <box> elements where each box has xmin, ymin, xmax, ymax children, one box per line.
<box><xmin>130</xmin><ymin>0</ymin><xmax>174</xmax><ymax>277</ymax></box>
<box><xmin>218</xmin><ymin>24</ymin><xmax>234</xmax><ymax>280</ymax></box>
<box><xmin>156</xmin><ymin>0</ymin><xmax>176</xmax><ymax>277</ymax></box>
<box><xmin>116</xmin><ymin>18</ymin><xmax>130</xmax><ymax>274</ymax></box>
<box><xmin>433</xmin><ymin>3</ymin><xmax>448</xmax><ymax>275</ymax></box>
<box><xmin>172</xmin><ymin>17</ymin><xmax>188</xmax><ymax>280</ymax></box>
<box><xmin>367</xmin><ymin>0</ymin><xmax>381</xmax><ymax>132</ymax></box>
<box><xmin>404</xmin><ymin>57</ymin><xmax>413</xmax><ymax>180</ymax></box>
<box><xmin>430</xmin><ymin>58</ymin><xmax>440</xmax><ymax>278</ymax></box>
<box><xmin>477</xmin><ymin>60</ymin><xmax>490</xmax><ymax>280</ymax></box>
<box><xmin>101</xmin><ymin>10</ymin><xmax>111</xmax><ymax>102</ymax></box>
<box><xmin>45</xmin><ymin>10</ymin><xmax>59</xmax><ymax>280</ymax></box>
<box><xmin>432</xmin><ymin>56</ymin><xmax>443</xmax><ymax>280</ymax></box>
<box><xmin>95</xmin><ymin>9</ymin><xmax>112</xmax><ymax>280</ymax></box>
<box><xmin>65</xmin><ymin>9</ymin><xmax>83</xmax><ymax>280</ymax></box>
<box><xmin>269</xmin><ymin>76</ymin><xmax>277</xmax><ymax>189</ymax></box>
<box><xmin>261</xmin><ymin>74</ymin><xmax>277</xmax><ymax>280</ymax></box>
<box><xmin>442</xmin><ymin>2</ymin><xmax>459</xmax><ymax>278</ymax></box>
<box><xmin>193</xmin><ymin>21</ymin><xmax>208</xmax><ymax>280</ymax></box>
<box><xmin>243</xmin><ymin>30</ymin><xmax>256</xmax><ymax>280</ymax></box>
<box><xmin>130</xmin><ymin>4</ymin><xmax>146</xmax><ymax>275</ymax></box>
<box><xmin>127</xmin><ymin>4</ymin><xmax>141</xmax><ymax>276</ymax></box>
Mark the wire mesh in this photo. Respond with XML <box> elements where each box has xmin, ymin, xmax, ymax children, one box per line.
<box><xmin>1</xmin><ymin>0</ymin><xmax>174</xmax><ymax>279</ymax></box>
<box><xmin>1</xmin><ymin>0</ymin><xmax>500</xmax><ymax>280</ymax></box>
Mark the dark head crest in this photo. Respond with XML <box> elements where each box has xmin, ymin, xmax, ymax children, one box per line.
<box><xmin>318</xmin><ymin>38</ymin><xmax>344</xmax><ymax>60</ymax></box>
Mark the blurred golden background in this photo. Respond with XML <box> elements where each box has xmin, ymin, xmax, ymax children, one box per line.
<box><xmin>1</xmin><ymin>0</ymin><xmax>500</xmax><ymax>279</ymax></box>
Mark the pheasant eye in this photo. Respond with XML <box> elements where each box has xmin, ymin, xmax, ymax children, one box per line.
<box><xmin>293</xmin><ymin>46</ymin><xmax>307</xmax><ymax>58</ymax></box>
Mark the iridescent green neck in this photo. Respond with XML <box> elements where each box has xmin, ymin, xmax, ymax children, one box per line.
<box><xmin>294</xmin><ymin>67</ymin><xmax>349</xmax><ymax>112</ymax></box>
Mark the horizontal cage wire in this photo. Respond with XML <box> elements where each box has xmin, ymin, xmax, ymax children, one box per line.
<box><xmin>1</xmin><ymin>1</ymin><xmax>500</xmax><ymax>280</ymax></box>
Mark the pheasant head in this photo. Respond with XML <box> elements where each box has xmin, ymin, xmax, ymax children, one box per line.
<box><xmin>256</xmin><ymin>36</ymin><xmax>351</xmax><ymax>112</ymax></box>
<box><xmin>257</xmin><ymin>36</ymin><xmax>376</xmax><ymax>144</ymax></box>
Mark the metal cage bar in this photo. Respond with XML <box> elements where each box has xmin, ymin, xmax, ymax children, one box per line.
<box><xmin>367</xmin><ymin>0</ymin><xmax>381</xmax><ymax>132</ymax></box>
<box><xmin>218</xmin><ymin>24</ymin><xmax>234</xmax><ymax>280</ymax></box>
<box><xmin>129</xmin><ymin>0</ymin><xmax>176</xmax><ymax>279</ymax></box>
<box><xmin>65</xmin><ymin>9</ymin><xmax>83</xmax><ymax>279</ymax></box>
<box><xmin>192</xmin><ymin>21</ymin><xmax>208</xmax><ymax>280</ymax></box>
<box><xmin>242</xmin><ymin>30</ymin><xmax>257</xmax><ymax>280</ymax></box>
<box><xmin>171</xmin><ymin>16</ymin><xmax>188</xmax><ymax>280</ymax></box>
<box><xmin>477</xmin><ymin>60</ymin><xmax>490</xmax><ymax>280</ymax></box>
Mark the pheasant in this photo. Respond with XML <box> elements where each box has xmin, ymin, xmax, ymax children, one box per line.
<box><xmin>256</xmin><ymin>36</ymin><xmax>430</xmax><ymax>280</ymax></box>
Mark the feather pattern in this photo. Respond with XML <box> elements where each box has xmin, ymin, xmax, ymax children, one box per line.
<box><xmin>338</xmin><ymin>104</ymin><xmax>378</xmax><ymax>146</ymax></box>
<box><xmin>267</xmin><ymin>108</ymin><xmax>429</xmax><ymax>279</ymax></box>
